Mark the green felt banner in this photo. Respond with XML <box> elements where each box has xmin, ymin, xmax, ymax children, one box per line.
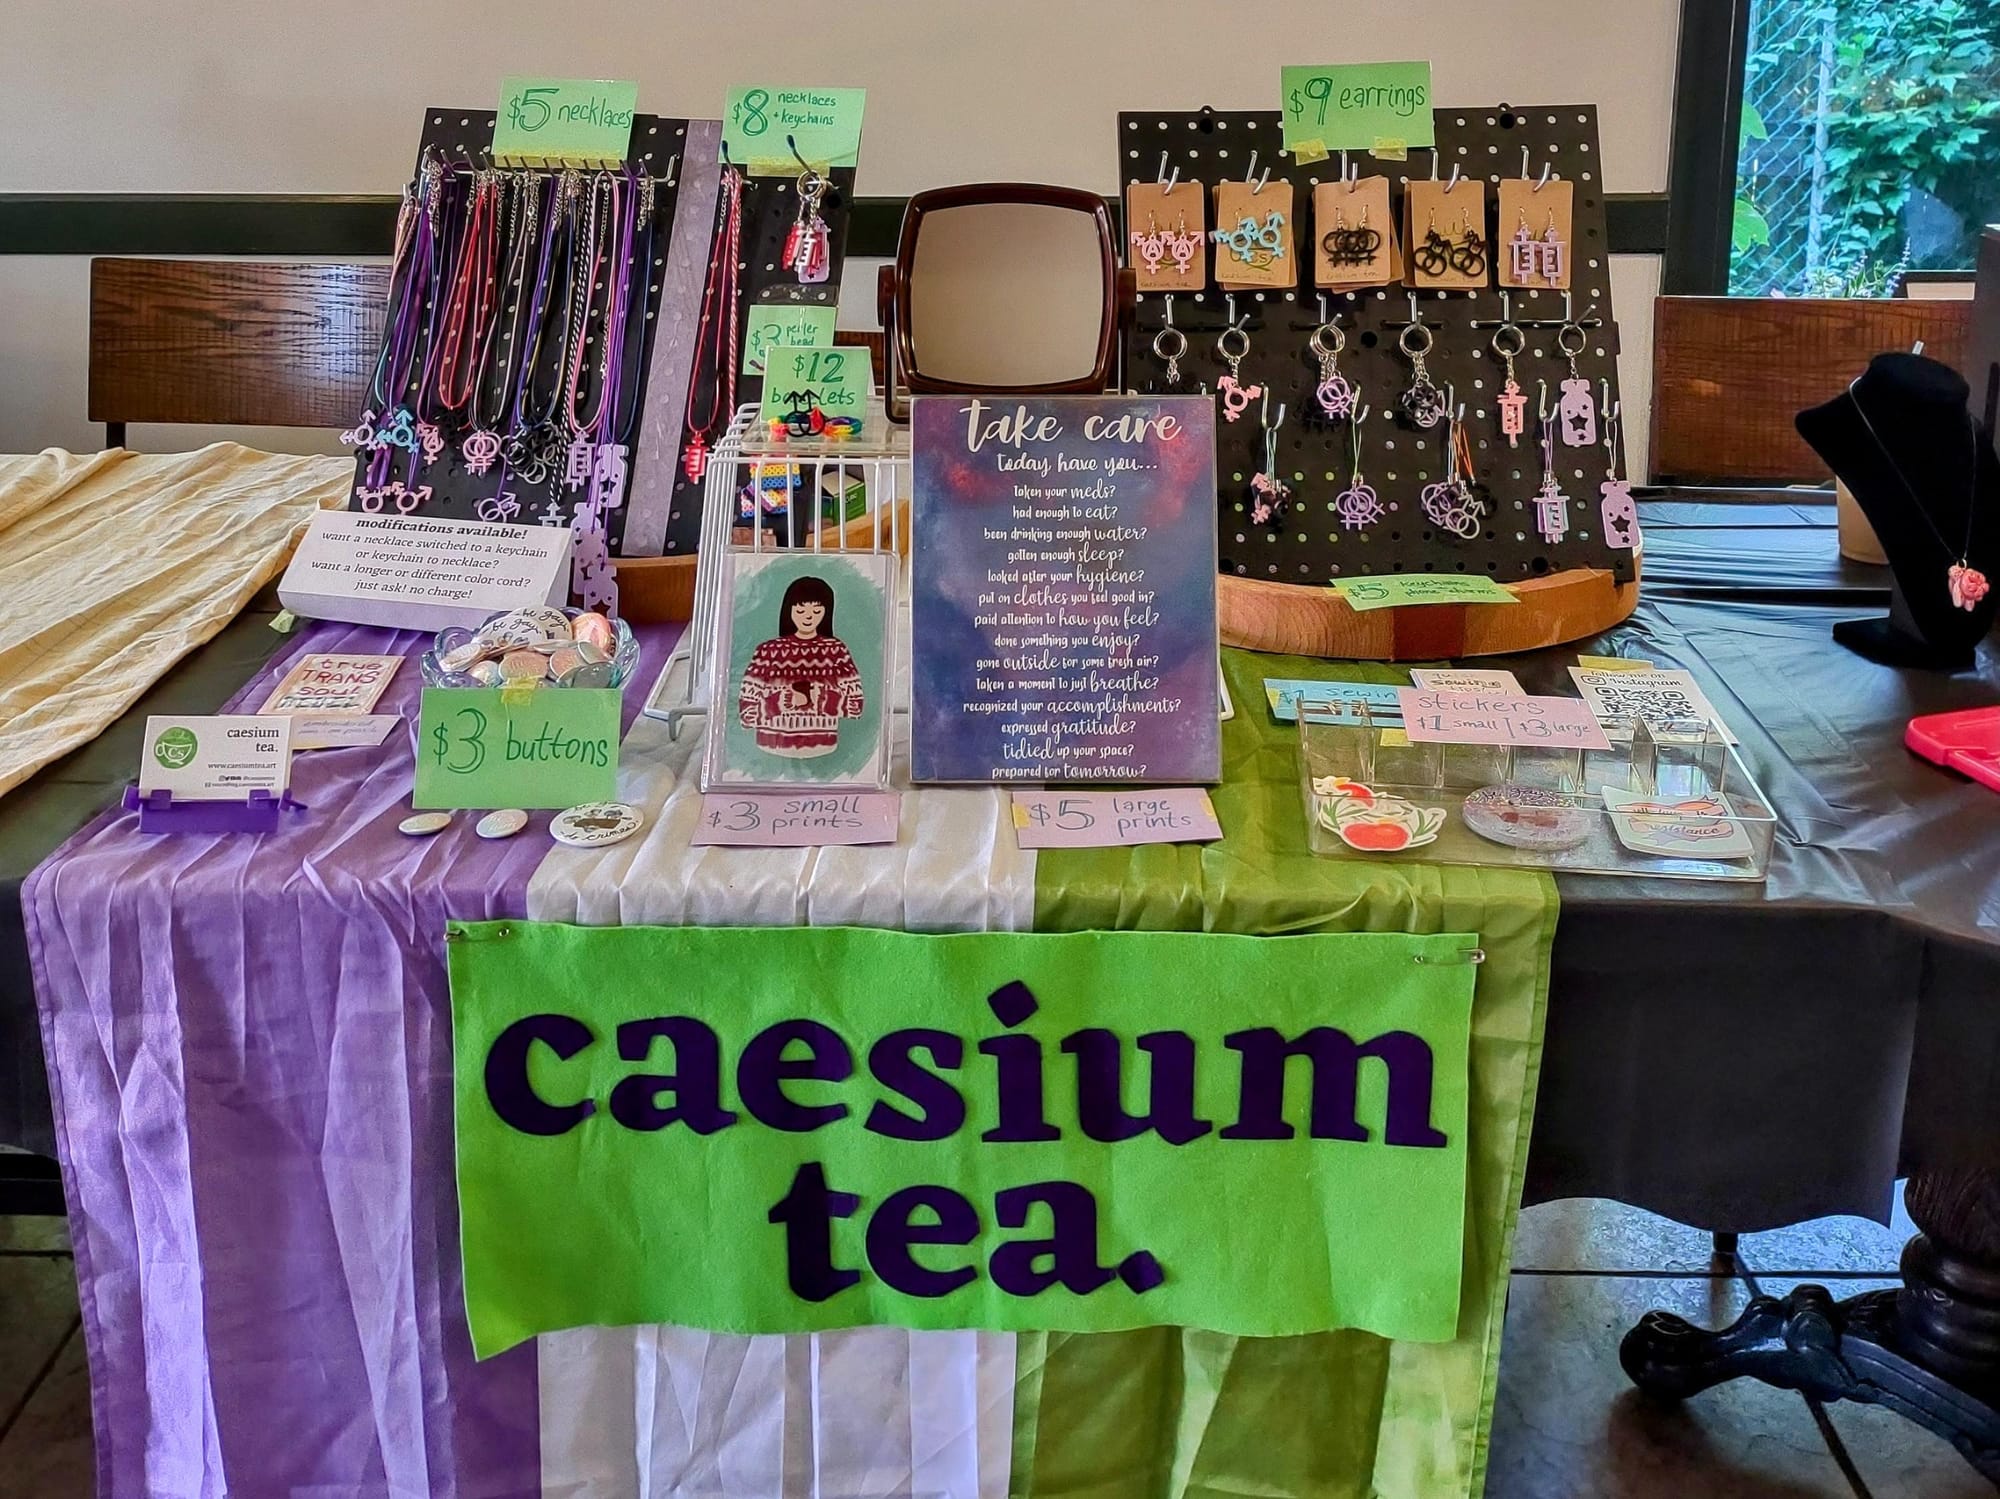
<box><xmin>449</xmin><ymin>923</ymin><xmax>1476</xmax><ymax>1358</ymax></box>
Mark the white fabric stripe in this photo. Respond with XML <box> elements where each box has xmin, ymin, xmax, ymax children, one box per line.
<box><xmin>529</xmin><ymin>692</ymin><xmax>1033</xmax><ymax>1498</ymax></box>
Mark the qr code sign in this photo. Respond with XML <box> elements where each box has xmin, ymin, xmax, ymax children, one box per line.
<box><xmin>1590</xmin><ymin>683</ymin><xmax>1704</xmax><ymax>727</ymax></box>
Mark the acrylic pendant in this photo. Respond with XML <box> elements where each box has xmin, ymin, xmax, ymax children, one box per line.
<box><xmin>1315</xmin><ymin>367</ymin><xmax>1354</xmax><ymax>421</ymax></box>
<box><xmin>416</xmin><ymin>421</ymin><xmax>445</xmax><ymax>467</ymax></box>
<box><xmin>1165</xmin><ymin>219</ymin><xmax>1202</xmax><ymax>275</ymax></box>
<box><xmin>1600</xmin><ymin>478</ymin><xmax>1639</xmax><ymax>549</ymax></box>
<box><xmin>1534</xmin><ymin>474</ymin><xmax>1570</xmax><ymax>544</ymax></box>
<box><xmin>1399</xmin><ymin>374</ymin><xmax>1446</xmax><ymax>431</ymax></box>
<box><xmin>1249</xmin><ymin>471</ymin><xmax>1292</xmax><ymax>527</ymax></box>
<box><xmin>1217</xmin><ymin>375</ymin><xmax>1263</xmax><ymax>423</ymax></box>
<box><xmin>1334</xmin><ymin>480</ymin><xmax>1384</xmax><ymax>530</ymax></box>
<box><xmin>376</xmin><ymin>408</ymin><xmax>418</xmax><ymax>452</ymax></box>
<box><xmin>1420</xmin><ymin>478</ymin><xmax>1483</xmax><ymax>539</ymax></box>
<box><xmin>1211</xmin><ymin>211</ymin><xmax>1287</xmax><ymax>272</ymax></box>
<box><xmin>357</xmin><ymin>481</ymin><xmax>431</xmax><ymax>515</ymax></box>
<box><xmin>1559</xmin><ymin>377</ymin><xmax>1598</xmax><ymax>448</ymax></box>
<box><xmin>1498</xmin><ymin>380</ymin><xmax>1528</xmax><ymax>447</ymax></box>
<box><xmin>592</xmin><ymin>444</ymin><xmax>630</xmax><ymax>508</ymax></box>
<box><xmin>564</xmin><ymin>439</ymin><xmax>595</xmax><ymax>491</ymax></box>
<box><xmin>1129</xmin><ymin>223</ymin><xmax>1166</xmax><ymax>277</ymax></box>
<box><xmin>461</xmin><ymin>429</ymin><xmax>503</xmax><ymax>476</ymax></box>
<box><xmin>475</xmin><ymin>491</ymin><xmax>521</xmax><ymax>524</ymax></box>
<box><xmin>1508</xmin><ymin>219</ymin><xmax>1566</xmax><ymax>285</ymax></box>
<box><xmin>340</xmin><ymin>410</ymin><xmax>378</xmax><ymax>448</ymax></box>
<box><xmin>1949</xmin><ymin>562</ymin><xmax>1990</xmax><ymax>612</ymax></box>
<box><xmin>683</xmin><ymin>434</ymin><xmax>710</xmax><ymax>482</ymax></box>
<box><xmin>792</xmin><ymin>219</ymin><xmax>831</xmax><ymax>283</ymax></box>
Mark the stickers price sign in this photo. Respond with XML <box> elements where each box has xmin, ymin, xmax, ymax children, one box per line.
<box><xmin>757</xmin><ymin>345</ymin><xmax>866</xmax><ymax>436</ymax></box>
<box><xmin>413</xmin><ymin>688</ymin><xmax>620</xmax><ymax>810</ymax></box>
<box><xmin>1280</xmin><ymin>62</ymin><xmax>1435</xmax><ymax>158</ymax></box>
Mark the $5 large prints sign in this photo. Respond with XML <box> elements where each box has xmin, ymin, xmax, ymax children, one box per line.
<box><xmin>448</xmin><ymin>922</ymin><xmax>1476</xmax><ymax>1357</ymax></box>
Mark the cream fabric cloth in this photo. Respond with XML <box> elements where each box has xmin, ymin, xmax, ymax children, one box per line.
<box><xmin>0</xmin><ymin>444</ymin><xmax>348</xmax><ymax>798</ymax></box>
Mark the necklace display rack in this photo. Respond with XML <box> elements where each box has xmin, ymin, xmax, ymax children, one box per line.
<box><xmin>1118</xmin><ymin>104</ymin><xmax>1639</xmax><ymax>660</ymax></box>
<box><xmin>345</xmin><ymin>108</ymin><xmax>689</xmax><ymax>553</ymax></box>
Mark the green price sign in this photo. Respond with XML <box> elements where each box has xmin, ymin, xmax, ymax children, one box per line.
<box><xmin>413</xmin><ymin>687</ymin><xmax>621</xmax><ymax>810</ymax></box>
<box><xmin>723</xmin><ymin>85</ymin><xmax>866</xmax><ymax>174</ymax></box>
<box><xmin>1332</xmin><ymin>573</ymin><xmax>1518</xmax><ymax>612</ymax></box>
<box><xmin>743</xmin><ymin>305</ymin><xmax>838</xmax><ymax>375</ymax></box>
<box><xmin>757</xmin><ymin>345</ymin><xmax>867</xmax><ymax>437</ymax></box>
<box><xmin>1280</xmin><ymin>62</ymin><xmax>1434</xmax><ymax>156</ymax></box>
<box><xmin>492</xmin><ymin>77</ymin><xmax>638</xmax><ymax>166</ymax></box>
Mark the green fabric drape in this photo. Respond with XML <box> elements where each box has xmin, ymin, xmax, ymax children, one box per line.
<box><xmin>1019</xmin><ymin>648</ymin><xmax>1557</xmax><ymax>1499</ymax></box>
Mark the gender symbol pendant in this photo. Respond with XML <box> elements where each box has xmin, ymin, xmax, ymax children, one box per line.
<box><xmin>1218</xmin><ymin>376</ymin><xmax>1263</xmax><ymax>423</ymax></box>
<box><xmin>1420</xmin><ymin>478</ymin><xmax>1482</xmax><ymax>538</ymax></box>
<box><xmin>357</xmin><ymin>481</ymin><xmax>432</xmax><ymax>515</ymax></box>
<box><xmin>1211</xmin><ymin>211</ymin><xmax>1287</xmax><ymax>272</ymax></box>
<box><xmin>1559</xmin><ymin>377</ymin><xmax>1598</xmax><ymax>448</ymax></box>
<box><xmin>1311</xmin><ymin>324</ymin><xmax>1352</xmax><ymax>421</ymax></box>
<box><xmin>461</xmin><ymin>428</ymin><xmax>503</xmax><ymax>476</ymax></box>
<box><xmin>339</xmin><ymin>410</ymin><xmax>378</xmax><ymax>449</ymax></box>
<box><xmin>1249</xmin><ymin>471</ymin><xmax>1292</xmax><ymax>527</ymax></box>
<box><xmin>1129</xmin><ymin>219</ymin><xmax>1166</xmax><ymax>278</ymax></box>
<box><xmin>1165</xmin><ymin>216</ymin><xmax>1201</xmax><ymax>275</ymax></box>
<box><xmin>1320</xmin><ymin>209</ymin><xmax>1382</xmax><ymax>269</ymax></box>
<box><xmin>1949</xmin><ymin>562</ymin><xmax>1991</xmax><ymax>612</ymax></box>
<box><xmin>415</xmin><ymin>421</ymin><xmax>445</xmax><ymax>467</ymax></box>
<box><xmin>475</xmin><ymin>491</ymin><xmax>521</xmax><ymax>524</ymax></box>
<box><xmin>1335</xmin><ymin>478</ymin><xmax>1384</xmax><ymax>530</ymax></box>
<box><xmin>1600</xmin><ymin>478</ymin><xmax>1638</xmax><ymax>549</ymax></box>
<box><xmin>1498</xmin><ymin>379</ymin><xmax>1528</xmax><ymax>447</ymax></box>
<box><xmin>1400</xmin><ymin>371</ymin><xmax>1445</xmax><ymax>430</ymax></box>
<box><xmin>376</xmin><ymin>408</ymin><xmax>418</xmax><ymax>452</ymax></box>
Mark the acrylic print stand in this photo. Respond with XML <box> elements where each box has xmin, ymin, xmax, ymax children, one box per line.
<box><xmin>1118</xmin><ymin>104</ymin><xmax>1640</xmax><ymax>659</ymax></box>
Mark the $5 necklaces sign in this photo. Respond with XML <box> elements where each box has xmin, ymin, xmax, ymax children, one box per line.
<box><xmin>413</xmin><ymin>687</ymin><xmax>620</xmax><ymax>810</ymax></box>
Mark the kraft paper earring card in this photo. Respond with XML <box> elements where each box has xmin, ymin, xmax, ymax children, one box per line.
<box><xmin>703</xmin><ymin>549</ymin><xmax>895</xmax><ymax>792</ymax></box>
<box><xmin>1126</xmin><ymin>179</ymin><xmax>1207</xmax><ymax>294</ymax></box>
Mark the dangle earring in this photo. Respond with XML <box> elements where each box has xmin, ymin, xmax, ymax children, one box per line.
<box><xmin>1411</xmin><ymin>212</ymin><xmax>1452</xmax><ymax>280</ymax></box>
<box><xmin>1534</xmin><ymin>382</ymin><xmax>1571</xmax><ymax>544</ymax></box>
<box><xmin>1320</xmin><ymin>205</ymin><xmax>1381</xmax><ymax>269</ymax></box>
<box><xmin>1130</xmin><ymin>212</ymin><xmax>1167</xmax><ymax>279</ymax></box>
<box><xmin>1448</xmin><ymin>211</ymin><xmax>1487</xmax><ymax>279</ymax></box>
<box><xmin>1248</xmin><ymin>397</ymin><xmax>1293</xmax><ymax>527</ymax></box>
<box><xmin>1310</xmin><ymin>316</ymin><xmax>1353</xmax><ymax>421</ymax></box>
<box><xmin>1215</xmin><ymin>313</ymin><xmax>1262</xmax><ymax>423</ymax></box>
<box><xmin>1151</xmin><ymin>298</ymin><xmax>1187</xmax><ymax>388</ymax></box>
<box><xmin>1557</xmin><ymin>317</ymin><xmax>1597</xmax><ymax>447</ymax></box>
<box><xmin>1397</xmin><ymin>314</ymin><xmax>1446</xmax><ymax>429</ymax></box>
<box><xmin>1334</xmin><ymin>395</ymin><xmax>1384</xmax><ymax>530</ymax></box>
<box><xmin>783</xmin><ymin>168</ymin><xmax>831</xmax><ymax>283</ymax></box>
<box><xmin>1599</xmin><ymin>381</ymin><xmax>1639</xmax><ymax>549</ymax></box>
<box><xmin>1492</xmin><ymin>318</ymin><xmax>1528</xmax><ymax>448</ymax></box>
<box><xmin>1420</xmin><ymin>396</ymin><xmax>1486</xmax><ymax>539</ymax></box>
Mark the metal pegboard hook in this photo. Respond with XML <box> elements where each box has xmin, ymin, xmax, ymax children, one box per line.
<box><xmin>663</xmin><ymin>154</ymin><xmax>680</xmax><ymax>189</ymax></box>
<box><xmin>1156</xmin><ymin>151</ymin><xmax>1179</xmax><ymax>194</ymax></box>
<box><xmin>1162</xmin><ymin>294</ymin><xmax>1176</xmax><ymax>328</ymax></box>
<box><xmin>1537</xmin><ymin>378</ymin><xmax>1552</xmax><ymax>422</ymax></box>
<box><xmin>1246</xmin><ymin>150</ymin><xmax>1271</xmax><ymax>194</ymax></box>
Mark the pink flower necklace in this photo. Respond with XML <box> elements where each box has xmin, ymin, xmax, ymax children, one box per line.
<box><xmin>1848</xmin><ymin>380</ymin><xmax>1989</xmax><ymax>612</ymax></box>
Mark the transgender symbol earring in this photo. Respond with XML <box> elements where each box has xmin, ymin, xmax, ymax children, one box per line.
<box><xmin>1534</xmin><ymin>381</ymin><xmax>1571</xmax><ymax>544</ymax></box>
<box><xmin>1151</xmin><ymin>300</ymin><xmax>1187</xmax><ymax>388</ymax></box>
<box><xmin>1557</xmin><ymin>318</ymin><xmax>1597</xmax><ymax>447</ymax></box>
<box><xmin>1130</xmin><ymin>213</ymin><xmax>1167</xmax><ymax>278</ymax></box>
<box><xmin>783</xmin><ymin>168</ymin><xmax>832</xmax><ymax>284</ymax></box>
<box><xmin>1248</xmin><ymin>397</ymin><xmax>1293</xmax><ymax>527</ymax></box>
<box><xmin>1491</xmin><ymin>320</ymin><xmax>1528</xmax><ymax>448</ymax></box>
<box><xmin>1599</xmin><ymin>381</ymin><xmax>1639</xmax><ymax>550</ymax></box>
<box><xmin>1334</xmin><ymin>394</ymin><xmax>1385</xmax><ymax>530</ymax></box>
<box><xmin>1215</xmin><ymin>316</ymin><xmax>1263</xmax><ymax>423</ymax></box>
<box><xmin>1397</xmin><ymin>317</ymin><xmax>1447</xmax><ymax>429</ymax></box>
<box><xmin>1310</xmin><ymin>318</ymin><xmax>1353</xmax><ymax>421</ymax></box>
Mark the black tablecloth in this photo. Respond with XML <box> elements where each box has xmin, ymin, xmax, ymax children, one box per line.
<box><xmin>5</xmin><ymin>499</ymin><xmax>1997</xmax><ymax>1234</ymax></box>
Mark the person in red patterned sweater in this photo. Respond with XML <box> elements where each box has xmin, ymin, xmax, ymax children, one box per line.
<box><xmin>738</xmin><ymin>575</ymin><xmax>864</xmax><ymax>758</ymax></box>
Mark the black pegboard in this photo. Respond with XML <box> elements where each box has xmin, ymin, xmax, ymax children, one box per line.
<box><xmin>346</xmin><ymin>107</ymin><xmax>691</xmax><ymax>552</ymax></box>
<box><xmin>1117</xmin><ymin>104</ymin><xmax>1633</xmax><ymax>589</ymax></box>
<box><xmin>660</xmin><ymin>160</ymin><xmax>857</xmax><ymax>555</ymax></box>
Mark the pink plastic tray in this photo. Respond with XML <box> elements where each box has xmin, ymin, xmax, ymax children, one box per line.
<box><xmin>1906</xmin><ymin>706</ymin><xmax>2000</xmax><ymax>794</ymax></box>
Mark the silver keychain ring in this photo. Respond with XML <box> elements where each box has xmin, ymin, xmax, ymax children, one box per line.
<box><xmin>1215</xmin><ymin>325</ymin><xmax>1252</xmax><ymax>364</ymax></box>
<box><xmin>1152</xmin><ymin>325</ymin><xmax>1188</xmax><ymax>362</ymax></box>
<box><xmin>1490</xmin><ymin>323</ymin><xmax>1527</xmax><ymax>360</ymax></box>
<box><xmin>1556</xmin><ymin>321</ymin><xmax>1588</xmax><ymax>358</ymax></box>
<box><xmin>1398</xmin><ymin>320</ymin><xmax>1434</xmax><ymax>358</ymax></box>
<box><xmin>1310</xmin><ymin>322</ymin><xmax>1346</xmax><ymax>359</ymax></box>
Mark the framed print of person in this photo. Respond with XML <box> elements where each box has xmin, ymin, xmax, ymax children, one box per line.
<box><xmin>703</xmin><ymin>549</ymin><xmax>895</xmax><ymax>791</ymax></box>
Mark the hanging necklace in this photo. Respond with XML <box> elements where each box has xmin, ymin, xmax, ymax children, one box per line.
<box><xmin>683</xmin><ymin>167</ymin><xmax>745</xmax><ymax>480</ymax></box>
<box><xmin>1848</xmin><ymin>378</ymin><xmax>1991</xmax><ymax>612</ymax></box>
<box><xmin>464</xmin><ymin>173</ymin><xmax>541</xmax><ymax>474</ymax></box>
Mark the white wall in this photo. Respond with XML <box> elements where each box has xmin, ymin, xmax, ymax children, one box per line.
<box><xmin>0</xmin><ymin>0</ymin><xmax>1677</xmax><ymax>475</ymax></box>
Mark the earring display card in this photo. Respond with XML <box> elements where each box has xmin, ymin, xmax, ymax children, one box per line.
<box><xmin>1212</xmin><ymin>179</ymin><xmax>1296</xmax><ymax>291</ymax></box>
<box><xmin>1314</xmin><ymin>178</ymin><xmax>1396</xmax><ymax>289</ymax></box>
<box><xmin>1118</xmin><ymin>105</ymin><xmax>1632</xmax><ymax>593</ymax></box>
<box><xmin>1404</xmin><ymin>178</ymin><xmax>1489</xmax><ymax>291</ymax></box>
<box><xmin>1497</xmin><ymin>178</ymin><xmax>1574</xmax><ymax>290</ymax></box>
<box><xmin>1126</xmin><ymin>179</ymin><xmax>1207</xmax><ymax>293</ymax></box>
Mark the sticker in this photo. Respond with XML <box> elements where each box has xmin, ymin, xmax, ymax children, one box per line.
<box><xmin>1312</xmin><ymin>776</ymin><xmax>1446</xmax><ymax>853</ymax></box>
<box><xmin>1600</xmin><ymin>786</ymin><xmax>1754</xmax><ymax>860</ymax></box>
<box><xmin>1461</xmin><ymin>783</ymin><xmax>1595</xmax><ymax>851</ymax></box>
<box><xmin>551</xmin><ymin>802</ymin><xmax>643</xmax><ymax>849</ymax></box>
<box><xmin>258</xmin><ymin>653</ymin><xmax>402</xmax><ymax>715</ymax></box>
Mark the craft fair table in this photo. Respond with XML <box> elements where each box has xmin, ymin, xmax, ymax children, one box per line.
<box><xmin>6</xmin><ymin>498</ymin><xmax>2000</xmax><ymax>1494</ymax></box>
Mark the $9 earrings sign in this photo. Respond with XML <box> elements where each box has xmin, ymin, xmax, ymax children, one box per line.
<box><xmin>414</xmin><ymin>688</ymin><xmax>620</xmax><ymax>810</ymax></box>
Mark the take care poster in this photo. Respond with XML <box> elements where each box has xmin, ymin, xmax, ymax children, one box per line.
<box><xmin>449</xmin><ymin>922</ymin><xmax>1475</xmax><ymax>1358</ymax></box>
<box><xmin>908</xmin><ymin>395</ymin><xmax>1220</xmax><ymax>784</ymax></box>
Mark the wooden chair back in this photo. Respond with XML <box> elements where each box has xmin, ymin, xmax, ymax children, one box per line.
<box><xmin>1651</xmin><ymin>294</ymin><xmax>1974</xmax><ymax>485</ymax></box>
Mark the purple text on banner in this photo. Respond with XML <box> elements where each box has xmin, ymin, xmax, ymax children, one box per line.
<box><xmin>1395</xmin><ymin>688</ymin><xmax>1613</xmax><ymax>751</ymax></box>
<box><xmin>1011</xmin><ymin>788</ymin><xmax>1223</xmax><ymax>849</ymax></box>
<box><xmin>692</xmin><ymin>792</ymin><xmax>902</xmax><ymax>847</ymax></box>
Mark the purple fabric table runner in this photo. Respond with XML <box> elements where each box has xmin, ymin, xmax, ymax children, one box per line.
<box><xmin>26</xmin><ymin>618</ymin><xmax>677</xmax><ymax>1498</ymax></box>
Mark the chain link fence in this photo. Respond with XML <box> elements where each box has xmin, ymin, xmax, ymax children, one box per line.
<box><xmin>1729</xmin><ymin>0</ymin><xmax>2000</xmax><ymax>295</ymax></box>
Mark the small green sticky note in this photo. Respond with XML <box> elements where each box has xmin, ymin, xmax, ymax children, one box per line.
<box><xmin>1292</xmin><ymin>138</ymin><xmax>1330</xmax><ymax>164</ymax></box>
<box><xmin>493</xmin><ymin>77</ymin><xmax>637</xmax><ymax>166</ymax></box>
<box><xmin>1333</xmin><ymin>574</ymin><xmax>1520</xmax><ymax>612</ymax></box>
<box><xmin>744</xmin><ymin>305</ymin><xmax>838</xmax><ymax>376</ymax></box>
<box><xmin>414</xmin><ymin>687</ymin><xmax>620</xmax><ymax>810</ymax></box>
<box><xmin>1281</xmin><ymin>63</ymin><xmax>1435</xmax><ymax>154</ymax></box>
<box><xmin>723</xmin><ymin>86</ymin><xmax>866</xmax><ymax>174</ymax></box>
<box><xmin>757</xmin><ymin>345</ymin><xmax>867</xmax><ymax>436</ymax></box>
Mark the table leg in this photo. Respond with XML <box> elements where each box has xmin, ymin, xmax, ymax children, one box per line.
<box><xmin>1620</xmin><ymin>1168</ymin><xmax>2000</xmax><ymax>1490</ymax></box>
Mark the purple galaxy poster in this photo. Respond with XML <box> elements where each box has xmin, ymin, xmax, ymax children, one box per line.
<box><xmin>910</xmin><ymin>395</ymin><xmax>1220</xmax><ymax>784</ymax></box>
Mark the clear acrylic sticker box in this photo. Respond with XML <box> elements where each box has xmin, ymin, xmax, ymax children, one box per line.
<box><xmin>1296</xmin><ymin>701</ymin><xmax>1777</xmax><ymax>882</ymax></box>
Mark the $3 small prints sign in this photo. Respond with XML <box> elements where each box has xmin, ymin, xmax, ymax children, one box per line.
<box><xmin>414</xmin><ymin>688</ymin><xmax>620</xmax><ymax>810</ymax></box>
<box><xmin>758</xmin><ymin>345</ymin><xmax>867</xmax><ymax>436</ymax></box>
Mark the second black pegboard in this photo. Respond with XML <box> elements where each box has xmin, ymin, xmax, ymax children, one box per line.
<box><xmin>1117</xmin><ymin>104</ymin><xmax>1634</xmax><ymax>589</ymax></box>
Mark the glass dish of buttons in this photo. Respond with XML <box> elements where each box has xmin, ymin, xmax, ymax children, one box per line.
<box><xmin>422</xmin><ymin>606</ymin><xmax>640</xmax><ymax>691</ymax></box>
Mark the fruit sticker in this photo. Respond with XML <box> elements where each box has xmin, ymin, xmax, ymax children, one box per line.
<box><xmin>1312</xmin><ymin>776</ymin><xmax>1446</xmax><ymax>853</ymax></box>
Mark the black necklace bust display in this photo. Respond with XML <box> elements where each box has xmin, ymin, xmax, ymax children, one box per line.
<box><xmin>1797</xmin><ymin>351</ymin><xmax>2000</xmax><ymax>670</ymax></box>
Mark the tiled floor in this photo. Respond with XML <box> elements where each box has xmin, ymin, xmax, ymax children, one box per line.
<box><xmin>0</xmin><ymin>1196</ymin><xmax>1991</xmax><ymax>1497</ymax></box>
